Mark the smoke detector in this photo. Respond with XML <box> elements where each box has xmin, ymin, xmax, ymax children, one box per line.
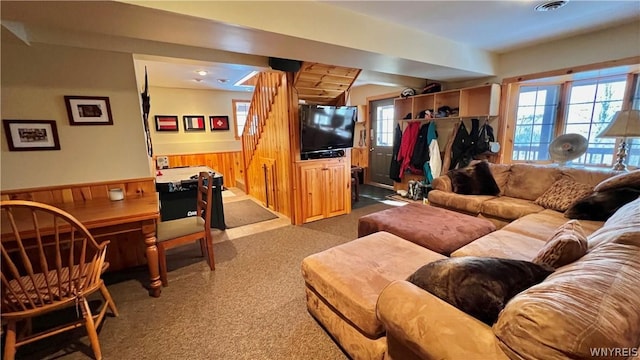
<box><xmin>534</xmin><ymin>1</ymin><xmax>568</xmax><ymax>11</ymax></box>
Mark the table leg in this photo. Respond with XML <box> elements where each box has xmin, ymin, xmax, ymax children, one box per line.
<box><xmin>142</xmin><ymin>220</ymin><xmax>162</xmax><ymax>297</ymax></box>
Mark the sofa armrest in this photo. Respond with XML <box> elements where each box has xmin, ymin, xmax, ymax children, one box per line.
<box><xmin>376</xmin><ymin>280</ymin><xmax>509</xmax><ymax>360</ymax></box>
<box><xmin>432</xmin><ymin>174</ymin><xmax>452</xmax><ymax>192</ymax></box>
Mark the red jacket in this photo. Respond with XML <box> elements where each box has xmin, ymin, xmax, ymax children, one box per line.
<box><xmin>397</xmin><ymin>122</ymin><xmax>421</xmax><ymax>179</ymax></box>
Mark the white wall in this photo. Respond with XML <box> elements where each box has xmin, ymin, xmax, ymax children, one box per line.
<box><xmin>499</xmin><ymin>22</ymin><xmax>640</xmax><ymax>80</ymax></box>
<box><xmin>148</xmin><ymin>87</ymin><xmax>252</xmax><ymax>155</ymax></box>
<box><xmin>1</xmin><ymin>42</ymin><xmax>151</xmax><ymax>190</ymax></box>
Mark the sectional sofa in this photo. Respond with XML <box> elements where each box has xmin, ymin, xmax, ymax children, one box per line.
<box><xmin>301</xmin><ymin>164</ymin><xmax>640</xmax><ymax>360</ymax></box>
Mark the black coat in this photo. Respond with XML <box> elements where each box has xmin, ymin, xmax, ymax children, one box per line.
<box><xmin>410</xmin><ymin>123</ymin><xmax>431</xmax><ymax>170</ymax></box>
<box><xmin>389</xmin><ymin>123</ymin><xmax>402</xmax><ymax>182</ymax></box>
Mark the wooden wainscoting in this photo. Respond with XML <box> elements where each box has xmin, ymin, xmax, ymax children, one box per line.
<box><xmin>156</xmin><ymin>152</ymin><xmax>243</xmax><ymax>189</ymax></box>
<box><xmin>0</xmin><ymin>177</ymin><xmax>156</xmax><ymax>203</ymax></box>
<box><xmin>1</xmin><ymin>177</ymin><xmax>156</xmax><ymax>271</ymax></box>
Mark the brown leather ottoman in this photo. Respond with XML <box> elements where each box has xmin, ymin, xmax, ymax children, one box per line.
<box><xmin>358</xmin><ymin>203</ymin><xmax>496</xmax><ymax>255</ymax></box>
<box><xmin>301</xmin><ymin>231</ymin><xmax>446</xmax><ymax>360</ymax></box>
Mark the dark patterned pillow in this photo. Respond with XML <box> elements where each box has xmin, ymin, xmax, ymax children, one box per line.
<box><xmin>564</xmin><ymin>188</ymin><xmax>640</xmax><ymax>221</ymax></box>
<box><xmin>448</xmin><ymin>161</ymin><xmax>500</xmax><ymax>196</ymax></box>
<box><xmin>532</xmin><ymin>220</ymin><xmax>587</xmax><ymax>269</ymax></box>
<box><xmin>535</xmin><ymin>179</ymin><xmax>593</xmax><ymax>212</ymax></box>
<box><xmin>407</xmin><ymin>257</ymin><xmax>553</xmax><ymax>325</ymax></box>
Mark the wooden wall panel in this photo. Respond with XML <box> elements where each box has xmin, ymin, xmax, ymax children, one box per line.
<box><xmin>1</xmin><ymin>178</ymin><xmax>155</xmax><ymax>271</ymax></box>
<box><xmin>155</xmin><ymin>152</ymin><xmax>242</xmax><ymax>188</ymax></box>
<box><xmin>1</xmin><ymin>178</ymin><xmax>156</xmax><ymax>203</ymax></box>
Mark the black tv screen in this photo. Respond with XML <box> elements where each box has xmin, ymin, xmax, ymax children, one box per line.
<box><xmin>300</xmin><ymin>104</ymin><xmax>356</xmax><ymax>153</ymax></box>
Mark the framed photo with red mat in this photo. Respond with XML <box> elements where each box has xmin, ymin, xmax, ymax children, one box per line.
<box><xmin>210</xmin><ymin>115</ymin><xmax>229</xmax><ymax>131</ymax></box>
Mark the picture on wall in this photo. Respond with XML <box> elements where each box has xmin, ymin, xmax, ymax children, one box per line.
<box><xmin>183</xmin><ymin>115</ymin><xmax>206</xmax><ymax>131</ymax></box>
<box><xmin>64</xmin><ymin>96</ymin><xmax>113</xmax><ymax>125</ymax></box>
<box><xmin>2</xmin><ymin>119</ymin><xmax>61</xmax><ymax>151</ymax></box>
<box><xmin>210</xmin><ymin>116</ymin><xmax>230</xmax><ymax>131</ymax></box>
<box><xmin>155</xmin><ymin>115</ymin><xmax>179</xmax><ymax>131</ymax></box>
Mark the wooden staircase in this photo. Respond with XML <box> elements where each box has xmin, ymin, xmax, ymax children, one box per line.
<box><xmin>240</xmin><ymin>62</ymin><xmax>361</xmax><ymax>222</ymax></box>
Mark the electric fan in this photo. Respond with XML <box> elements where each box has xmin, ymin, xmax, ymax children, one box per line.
<box><xmin>548</xmin><ymin>133</ymin><xmax>588</xmax><ymax>166</ymax></box>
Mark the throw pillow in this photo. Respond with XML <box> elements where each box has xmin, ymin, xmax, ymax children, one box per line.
<box><xmin>534</xmin><ymin>179</ymin><xmax>593</xmax><ymax>212</ymax></box>
<box><xmin>448</xmin><ymin>161</ymin><xmax>500</xmax><ymax>196</ymax></box>
<box><xmin>564</xmin><ymin>187</ymin><xmax>640</xmax><ymax>221</ymax></box>
<box><xmin>594</xmin><ymin>170</ymin><xmax>640</xmax><ymax>192</ymax></box>
<box><xmin>531</xmin><ymin>220</ymin><xmax>587</xmax><ymax>269</ymax></box>
<box><xmin>407</xmin><ymin>257</ymin><xmax>553</xmax><ymax>325</ymax></box>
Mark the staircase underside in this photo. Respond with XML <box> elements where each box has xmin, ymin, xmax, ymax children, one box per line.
<box><xmin>293</xmin><ymin>62</ymin><xmax>361</xmax><ymax>105</ymax></box>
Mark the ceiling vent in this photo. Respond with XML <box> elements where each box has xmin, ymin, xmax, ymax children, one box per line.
<box><xmin>534</xmin><ymin>0</ymin><xmax>569</xmax><ymax>12</ymax></box>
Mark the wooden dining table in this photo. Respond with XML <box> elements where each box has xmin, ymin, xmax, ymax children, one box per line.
<box><xmin>1</xmin><ymin>195</ymin><xmax>164</xmax><ymax>297</ymax></box>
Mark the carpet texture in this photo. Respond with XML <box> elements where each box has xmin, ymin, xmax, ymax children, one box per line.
<box><xmin>224</xmin><ymin>199</ymin><xmax>278</xmax><ymax>228</ymax></box>
<box><xmin>12</xmin><ymin>203</ymin><xmax>390</xmax><ymax>360</ymax></box>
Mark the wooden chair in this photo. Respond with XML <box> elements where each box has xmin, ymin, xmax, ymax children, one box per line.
<box><xmin>157</xmin><ymin>171</ymin><xmax>215</xmax><ymax>286</ymax></box>
<box><xmin>1</xmin><ymin>200</ymin><xmax>118</xmax><ymax>360</ymax></box>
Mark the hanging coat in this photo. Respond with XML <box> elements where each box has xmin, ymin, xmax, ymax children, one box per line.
<box><xmin>389</xmin><ymin>124</ymin><xmax>402</xmax><ymax>182</ymax></box>
<box><xmin>449</xmin><ymin>122</ymin><xmax>471</xmax><ymax>170</ymax></box>
<box><xmin>397</xmin><ymin>122</ymin><xmax>421</xmax><ymax>179</ymax></box>
<box><xmin>410</xmin><ymin>123</ymin><xmax>431</xmax><ymax>170</ymax></box>
<box><xmin>424</xmin><ymin>122</ymin><xmax>440</xmax><ymax>184</ymax></box>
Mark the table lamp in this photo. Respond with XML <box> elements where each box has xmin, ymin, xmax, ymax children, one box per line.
<box><xmin>597</xmin><ymin>109</ymin><xmax>640</xmax><ymax>171</ymax></box>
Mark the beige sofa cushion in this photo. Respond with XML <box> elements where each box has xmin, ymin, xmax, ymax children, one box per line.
<box><xmin>451</xmin><ymin>230</ymin><xmax>545</xmax><ymax>261</ymax></box>
<box><xmin>503</xmin><ymin>164</ymin><xmax>561</xmax><ymax>200</ymax></box>
<box><xmin>493</xmin><ymin>199</ymin><xmax>640</xmax><ymax>360</ymax></box>
<box><xmin>481</xmin><ymin>197</ymin><xmax>545</xmax><ymax>221</ymax></box>
<box><xmin>301</xmin><ymin>232</ymin><xmax>445</xmax><ymax>338</ymax></box>
<box><xmin>531</xmin><ymin>220</ymin><xmax>587</xmax><ymax>269</ymax></box>
<box><xmin>593</xmin><ymin>169</ymin><xmax>640</xmax><ymax>192</ymax></box>
<box><xmin>427</xmin><ymin>191</ymin><xmax>495</xmax><ymax>214</ymax></box>
<box><xmin>503</xmin><ymin>209</ymin><xmax>603</xmax><ymax>242</ymax></box>
<box><xmin>534</xmin><ymin>179</ymin><xmax>593</xmax><ymax>212</ymax></box>
<box><xmin>489</xmin><ymin>164</ymin><xmax>511</xmax><ymax>195</ymax></box>
<box><xmin>560</xmin><ymin>167</ymin><xmax>618</xmax><ymax>188</ymax></box>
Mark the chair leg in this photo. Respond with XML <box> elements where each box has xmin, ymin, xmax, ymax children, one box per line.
<box><xmin>198</xmin><ymin>238</ymin><xmax>206</xmax><ymax>257</ymax></box>
<box><xmin>3</xmin><ymin>320</ymin><xmax>17</xmax><ymax>360</ymax></box>
<box><xmin>205</xmin><ymin>235</ymin><xmax>215</xmax><ymax>271</ymax></box>
<box><xmin>99</xmin><ymin>282</ymin><xmax>119</xmax><ymax>317</ymax></box>
<box><xmin>80</xmin><ymin>297</ymin><xmax>102</xmax><ymax>360</ymax></box>
<box><xmin>158</xmin><ymin>244</ymin><xmax>169</xmax><ymax>287</ymax></box>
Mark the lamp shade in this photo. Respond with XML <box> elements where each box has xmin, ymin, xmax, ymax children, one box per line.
<box><xmin>598</xmin><ymin>109</ymin><xmax>640</xmax><ymax>138</ymax></box>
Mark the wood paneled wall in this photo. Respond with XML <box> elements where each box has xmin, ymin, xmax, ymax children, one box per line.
<box><xmin>1</xmin><ymin>177</ymin><xmax>156</xmax><ymax>272</ymax></box>
<box><xmin>1</xmin><ymin>178</ymin><xmax>156</xmax><ymax>203</ymax></box>
<box><xmin>155</xmin><ymin>152</ymin><xmax>243</xmax><ymax>188</ymax></box>
<box><xmin>244</xmin><ymin>71</ymin><xmax>296</xmax><ymax>220</ymax></box>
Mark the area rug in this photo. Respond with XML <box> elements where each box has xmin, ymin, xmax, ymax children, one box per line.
<box><xmin>224</xmin><ymin>199</ymin><xmax>278</xmax><ymax>228</ymax></box>
<box><xmin>385</xmin><ymin>194</ymin><xmax>424</xmax><ymax>204</ymax></box>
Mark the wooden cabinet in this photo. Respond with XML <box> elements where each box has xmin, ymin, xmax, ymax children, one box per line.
<box><xmin>394</xmin><ymin>83</ymin><xmax>500</xmax><ymax>121</ymax></box>
<box><xmin>296</xmin><ymin>158</ymin><xmax>350</xmax><ymax>223</ymax></box>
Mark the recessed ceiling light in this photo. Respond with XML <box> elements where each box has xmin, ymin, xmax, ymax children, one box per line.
<box><xmin>217</xmin><ymin>79</ymin><xmax>229</xmax><ymax>84</ymax></box>
<box><xmin>534</xmin><ymin>0</ymin><xmax>568</xmax><ymax>12</ymax></box>
<box><xmin>196</xmin><ymin>70</ymin><xmax>208</xmax><ymax>76</ymax></box>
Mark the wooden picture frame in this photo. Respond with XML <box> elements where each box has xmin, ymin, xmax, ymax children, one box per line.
<box><xmin>210</xmin><ymin>115</ymin><xmax>230</xmax><ymax>131</ymax></box>
<box><xmin>183</xmin><ymin>115</ymin><xmax>206</xmax><ymax>131</ymax></box>
<box><xmin>2</xmin><ymin>119</ymin><xmax>61</xmax><ymax>151</ymax></box>
<box><xmin>155</xmin><ymin>115</ymin><xmax>179</xmax><ymax>132</ymax></box>
<box><xmin>64</xmin><ymin>96</ymin><xmax>113</xmax><ymax>125</ymax></box>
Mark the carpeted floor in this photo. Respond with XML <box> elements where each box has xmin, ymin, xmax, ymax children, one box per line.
<box><xmin>12</xmin><ymin>202</ymin><xmax>392</xmax><ymax>360</ymax></box>
<box><xmin>224</xmin><ymin>199</ymin><xmax>278</xmax><ymax>228</ymax></box>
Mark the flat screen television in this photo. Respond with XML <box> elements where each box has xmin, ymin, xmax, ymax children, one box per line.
<box><xmin>300</xmin><ymin>104</ymin><xmax>357</xmax><ymax>154</ymax></box>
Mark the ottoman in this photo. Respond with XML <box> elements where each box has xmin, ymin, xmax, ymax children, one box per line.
<box><xmin>301</xmin><ymin>231</ymin><xmax>446</xmax><ymax>360</ymax></box>
<box><xmin>358</xmin><ymin>203</ymin><xmax>496</xmax><ymax>255</ymax></box>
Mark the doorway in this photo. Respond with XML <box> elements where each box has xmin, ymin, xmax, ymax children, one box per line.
<box><xmin>368</xmin><ymin>98</ymin><xmax>395</xmax><ymax>186</ymax></box>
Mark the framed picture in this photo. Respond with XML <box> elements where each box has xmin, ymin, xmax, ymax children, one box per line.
<box><xmin>183</xmin><ymin>115</ymin><xmax>206</xmax><ymax>131</ymax></box>
<box><xmin>2</xmin><ymin>119</ymin><xmax>61</xmax><ymax>151</ymax></box>
<box><xmin>64</xmin><ymin>96</ymin><xmax>113</xmax><ymax>125</ymax></box>
<box><xmin>155</xmin><ymin>115</ymin><xmax>179</xmax><ymax>132</ymax></box>
<box><xmin>210</xmin><ymin>116</ymin><xmax>230</xmax><ymax>131</ymax></box>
